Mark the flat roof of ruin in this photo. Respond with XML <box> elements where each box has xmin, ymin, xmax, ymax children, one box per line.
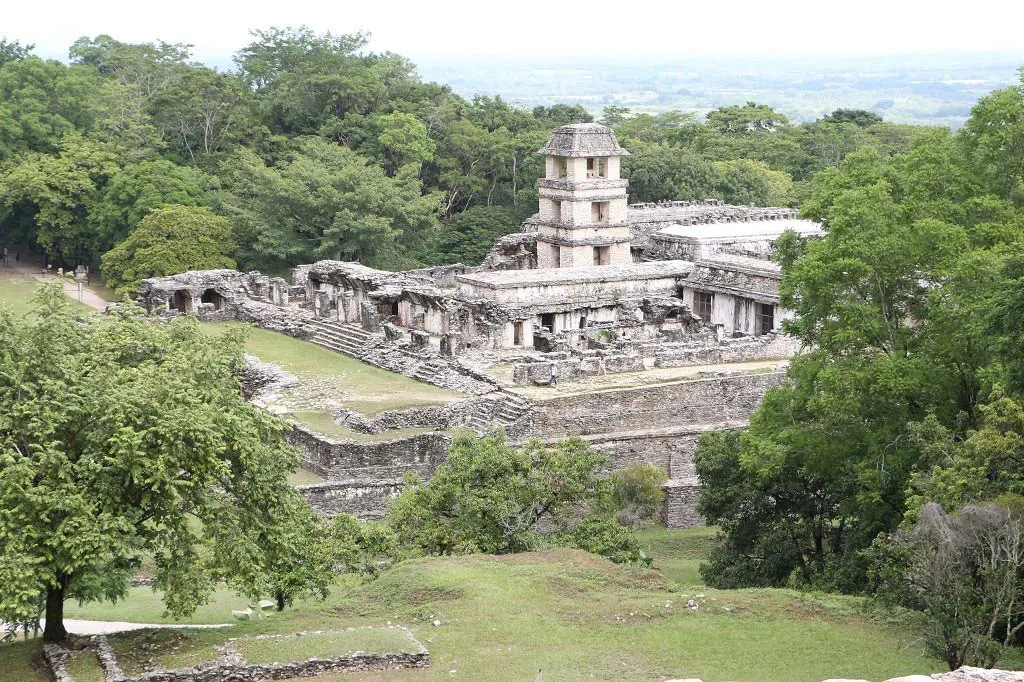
<box><xmin>456</xmin><ymin>261</ymin><xmax>693</xmax><ymax>290</ymax></box>
<box><xmin>657</xmin><ymin>219</ymin><xmax>823</xmax><ymax>242</ymax></box>
<box><xmin>699</xmin><ymin>253</ymin><xmax>783</xmax><ymax>276</ymax></box>
<box><xmin>537</xmin><ymin>123</ymin><xmax>629</xmax><ymax>158</ymax></box>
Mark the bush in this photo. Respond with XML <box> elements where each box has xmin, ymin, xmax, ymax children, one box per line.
<box><xmin>384</xmin><ymin>432</ymin><xmax>609</xmax><ymax>556</ymax></box>
<box><xmin>557</xmin><ymin>515</ymin><xmax>650</xmax><ymax>566</ymax></box>
<box><xmin>609</xmin><ymin>463</ymin><xmax>667</xmax><ymax>527</ymax></box>
<box><xmin>871</xmin><ymin>501</ymin><xmax>1024</xmax><ymax>670</ymax></box>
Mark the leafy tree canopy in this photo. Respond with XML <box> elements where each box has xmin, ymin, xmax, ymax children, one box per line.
<box><xmin>385</xmin><ymin>432</ymin><xmax>637</xmax><ymax>561</ymax></box>
<box><xmin>0</xmin><ymin>290</ymin><xmax>316</xmax><ymax>641</ymax></box>
<box><xmin>100</xmin><ymin>204</ymin><xmax>236</xmax><ymax>291</ymax></box>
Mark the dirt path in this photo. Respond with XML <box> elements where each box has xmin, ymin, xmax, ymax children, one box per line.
<box><xmin>43</xmin><ymin>619</ymin><xmax>233</xmax><ymax>635</ymax></box>
<box><xmin>8</xmin><ymin>262</ymin><xmax>109</xmax><ymax>311</ymax></box>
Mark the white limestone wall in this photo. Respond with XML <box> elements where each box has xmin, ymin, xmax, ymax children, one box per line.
<box><xmin>606</xmin><ymin>156</ymin><xmax>620</xmax><ymax>180</ymax></box>
<box><xmin>681</xmin><ymin>287</ymin><xmax>782</xmax><ymax>336</ymax></box>
<box><xmin>466</xmin><ymin>275</ymin><xmax>679</xmax><ymax>306</ymax></box>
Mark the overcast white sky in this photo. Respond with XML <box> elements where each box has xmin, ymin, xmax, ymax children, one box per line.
<box><xmin>4</xmin><ymin>0</ymin><xmax>1024</xmax><ymax>66</ymax></box>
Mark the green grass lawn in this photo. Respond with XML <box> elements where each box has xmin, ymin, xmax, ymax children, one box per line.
<box><xmin>0</xmin><ymin>270</ymin><xmax>46</xmax><ymax>315</ymax></box>
<box><xmin>0</xmin><ymin>270</ymin><xmax>92</xmax><ymax>315</ymax></box>
<box><xmin>64</xmin><ymin>648</ymin><xmax>105</xmax><ymax>682</ymax></box>
<box><xmin>235</xmin><ymin>628</ymin><xmax>416</xmax><ymax>664</ymax></box>
<box><xmin>0</xmin><ymin>640</ymin><xmax>50</xmax><ymax>682</ymax></box>
<box><xmin>10</xmin><ymin>529</ymin><xmax>1014</xmax><ymax>682</ymax></box>
<box><xmin>109</xmin><ymin>629</ymin><xmax>231</xmax><ymax>675</ymax></box>
<box><xmin>637</xmin><ymin>525</ymin><xmax>719</xmax><ymax>585</ymax></box>
<box><xmin>204</xmin><ymin>323</ymin><xmax>459</xmax><ymax>418</ymax></box>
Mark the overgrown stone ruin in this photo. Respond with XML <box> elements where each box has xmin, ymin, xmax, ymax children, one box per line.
<box><xmin>43</xmin><ymin>628</ymin><xmax>429</xmax><ymax>682</ymax></box>
<box><xmin>137</xmin><ymin>122</ymin><xmax>823</xmax><ymax>528</ymax></box>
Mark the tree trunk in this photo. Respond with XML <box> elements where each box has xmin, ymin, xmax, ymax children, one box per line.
<box><xmin>43</xmin><ymin>576</ymin><xmax>68</xmax><ymax>643</ymax></box>
<box><xmin>276</xmin><ymin>590</ymin><xmax>286</xmax><ymax>612</ymax></box>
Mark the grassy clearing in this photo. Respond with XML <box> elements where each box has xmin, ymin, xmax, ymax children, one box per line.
<box><xmin>236</xmin><ymin>628</ymin><xmax>415</xmax><ymax>664</ymax></box>
<box><xmin>65</xmin><ymin>585</ymin><xmax>254</xmax><ymax>624</ymax></box>
<box><xmin>289</xmin><ymin>411</ymin><xmax>439</xmax><ymax>442</ymax></box>
<box><xmin>109</xmin><ymin>629</ymin><xmax>229</xmax><ymax>675</ymax></box>
<box><xmin>0</xmin><ymin>640</ymin><xmax>49</xmax><ymax>682</ymax></box>
<box><xmin>12</xmin><ymin>530</ymin><xmax>1024</xmax><ymax>681</ymax></box>
<box><xmin>0</xmin><ymin>270</ymin><xmax>45</xmax><ymax>315</ymax></box>
<box><xmin>637</xmin><ymin>525</ymin><xmax>719</xmax><ymax>585</ymax></box>
<box><xmin>288</xmin><ymin>468</ymin><xmax>326</xmax><ymax>486</ymax></box>
<box><xmin>203</xmin><ymin>323</ymin><xmax>459</xmax><ymax>417</ymax></box>
<box><xmin>65</xmin><ymin>648</ymin><xmax>105</xmax><ymax>682</ymax></box>
<box><xmin>0</xmin><ymin>270</ymin><xmax>92</xmax><ymax>315</ymax></box>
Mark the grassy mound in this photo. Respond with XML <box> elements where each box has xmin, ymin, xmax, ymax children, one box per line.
<box><xmin>7</xmin><ymin>529</ymin><xmax>1023</xmax><ymax>682</ymax></box>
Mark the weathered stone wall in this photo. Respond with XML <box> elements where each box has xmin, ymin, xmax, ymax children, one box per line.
<box><xmin>528</xmin><ymin>372</ymin><xmax>787</xmax><ymax>439</ymax></box>
<box><xmin>654</xmin><ymin>334</ymin><xmax>800</xmax><ymax>368</ymax></box>
<box><xmin>287</xmin><ymin>427</ymin><xmax>451</xmax><ymax>480</ymax></box>
<box><xmin>298</xmin><ymin>480</ymin><xmax>404</xmax><ymax>519</ymax></box>
<box><xmin>664</xmin><ymin>483</ymin><xmax>703</xmax><ymax>529</ymax></box>
<box><xmin>580</xmin><ymin>424</ymin><xmax>737</xmax><ymax>478</ymax></box>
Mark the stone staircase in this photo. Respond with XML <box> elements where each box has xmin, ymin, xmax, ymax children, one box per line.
<box><xmin>412</xmin><ymin>357</ymin><xmax>453</xmax><ymax>384</ymax></box>
<box><xmin>307</xmin><ymin>320</ymin><xmax>502</xmax><ymax>396</ymax></box>
<box><xmin>309</xmin><ymin>320</ymin><xmax>378</xmax><ymax>359</ymax></box>
<box><xmin>464</xmin><ymin>392</ymin><xmax>532</xmax><ymax>435</ymax></box>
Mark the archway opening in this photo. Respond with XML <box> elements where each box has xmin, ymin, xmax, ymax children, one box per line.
<box><xmin>170</xmin><ymin>290</ymin><xmax>190</xmax><ymax>313</ymax></box>
<box><xmin>201</xmin><ymin>288</ymin><xmax>226</xmax><ymax>310</ymax></box>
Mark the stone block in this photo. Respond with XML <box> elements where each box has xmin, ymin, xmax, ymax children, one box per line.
<box><xmin>410</xmin><ymin>329</ymin><xmax>430</xmax><ymax>349</ymax></box>
<box><xmin>361</xmin><ymin>301</ymin><xmax>380</xmax><ymax>332</ymax></box>
<box><xmin>440</xmin><ymin>332</ymin><xmax>465</xmax><ymax>357</ymax></box>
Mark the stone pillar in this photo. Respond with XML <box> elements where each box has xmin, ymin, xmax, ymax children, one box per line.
<box><xmin>440</xmin><ymin>331</ymin><xmax>465</xmax><ymax>357</ymax></box>
<box><xmin>361</xmin><ymin>301</ymin><xmax>380</xmax><ymax>332</ymax></box>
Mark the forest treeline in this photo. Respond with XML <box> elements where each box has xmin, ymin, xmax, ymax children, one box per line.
<box><xmin>695</xmin><ymin>68</ymin><xmax>1024</xmax><ymax>667</ymax></box>
<box><xmin>1</xmin><ymin>29</ymin><xmax>931</xmax><ymax>287</ymax></box>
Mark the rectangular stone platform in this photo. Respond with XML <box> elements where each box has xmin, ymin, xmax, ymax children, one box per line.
<box><xmin>456</xmin><ymin>260</ymin><xmax>693</xmax><ymax>304</ymax></box>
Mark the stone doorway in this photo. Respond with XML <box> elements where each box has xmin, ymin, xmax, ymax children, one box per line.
<box><xmin>201</xmin><ymin>288</ymin><xmax>227</xmax><ymax>310</ymax></box>
<box><xmin>170</xmin><ymin>290</ymin><xmax>191</xmax><ymax>314</ymax></box>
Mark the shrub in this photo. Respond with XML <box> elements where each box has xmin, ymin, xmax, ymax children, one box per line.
<box><xmin>871</xmin><ymin>501</ymin><xmax>1024</xmax><ymax>669</ymax></box>
<box><xmin>557</xmin><ymin>515</ymin><xmax>651</xmax><ymax>566</ymax></box>
<box><xmin>610</xmin><ymin>463</ymin><xmax>668</xmax><ymax>527</ymax></box>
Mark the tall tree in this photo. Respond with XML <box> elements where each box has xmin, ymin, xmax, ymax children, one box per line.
<box><xmin>221</xmin><ymin>138</ymin><xmax>438</xmax><ymax>271</ymax></box>
<box><xmin>100</xmin><ymin>204</ymin><xmax>236</xmax><ymax>291</ymax></box>
<box><xmin>1</xmin><ymin>133</ymin><xmax>120</xmax><ymax>265</ymax></box>
<box><xmin>0</xmin><ymin>289</ymin><xmax>317</xmax><ymax>641</ymax></box>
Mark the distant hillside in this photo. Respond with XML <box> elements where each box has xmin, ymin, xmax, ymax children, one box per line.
<box><xmin>415</xmin><ymin>53</ymin><xmax>1024</xmax><ymax>128</ymax></box>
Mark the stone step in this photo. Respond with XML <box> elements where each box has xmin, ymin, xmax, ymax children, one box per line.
<box><xmin>311</xmin><ymin>321</ymin><xmax>375</xmax><ymax>342</ymax></box>
<box><xmin>311</xmin><ymin>333</ymin><xmax>363</xmax><ymax>353</ymax></box>
<box><xmin>310</xmin><ymin>336</ymin><xmax>362</xmax><ymax>359</ymax></box>
<box><xmin>311</xmin><ymin>326</ymin><xmax>372</xmax><ymax>343</ymax></box>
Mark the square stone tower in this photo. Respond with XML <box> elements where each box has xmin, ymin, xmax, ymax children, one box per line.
<box><xmin>535</xmin><ymin>123</ymin><xmax>631</xmax><ymax>268</ymax></box>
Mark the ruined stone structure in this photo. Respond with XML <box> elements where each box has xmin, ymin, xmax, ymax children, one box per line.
<box><xmin>535</xmin><ymin>123</ymin><xmax>632</xmax><ymax>268</ymax></box>
<box><xmin>138</xmin><ymin>123</ymin><xmax>825</xmax><ymax>528</ymax></box>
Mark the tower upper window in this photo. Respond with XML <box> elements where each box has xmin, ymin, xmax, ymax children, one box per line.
<box><xmin>586</xmin><ymin>158</ymin><xmax>607</xmax><ymax>179</ymax></box>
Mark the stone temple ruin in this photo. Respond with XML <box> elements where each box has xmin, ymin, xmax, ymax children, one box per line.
<box><xmin>138</xmin><ymin>123</ymin><xmax>823</xmax><ymax>528</ymax></box>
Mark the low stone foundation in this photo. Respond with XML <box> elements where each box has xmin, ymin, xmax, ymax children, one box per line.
<box><xmin>287</xmin><ymin>426</ymin><xmax>451</xmax><ymax>481</ymax></box>
<box><xmin>45</xmin><ymin>629</ymin><xmax>429</xmax><ymax>682</ymax></box>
